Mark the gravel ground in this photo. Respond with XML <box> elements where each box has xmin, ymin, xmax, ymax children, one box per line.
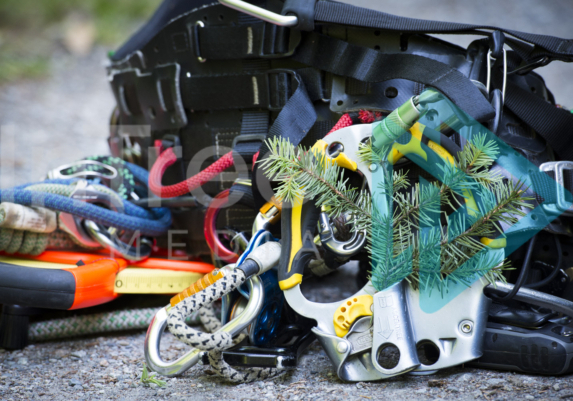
<box><xmin>1</xmin><ymin>331</ymin><xmax>572</xmax><ymax>401</ymax></box>
<box><xmin>1</xmin><ymin>1</ymin><xmax>573</xmax><ymax>400</ymax></box>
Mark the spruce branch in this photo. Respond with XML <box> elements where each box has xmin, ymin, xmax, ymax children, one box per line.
<box><xmin>261</xmin><ymin>134</ymin><xmax>533</xmax><ymax>293</ymax></box>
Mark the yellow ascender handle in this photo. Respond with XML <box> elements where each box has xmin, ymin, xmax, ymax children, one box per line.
<box><xmin>277</xmin><ymin>140</ymin><xmax>360</xmax><ymax>291</ymax></box>
<box><xmin>278</xmin><ymin>197</ymin><xmax>321</xmax><ymax>290</ymax></box>
<box><xmin>388</xmin><ymin>123</ymin><xmax>504</xmax><ymax>248</ymax></box>
<box><xmin>389</xmin><ymin>123</ymin><xmax>479</xmax><ymax>218</ymax></box>
<box><xmin>311</xmin><ymin>139</ymin><xmax>358</xmax><ymax>172</ymax></box>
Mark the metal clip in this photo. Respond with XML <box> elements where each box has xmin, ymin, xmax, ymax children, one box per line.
<box><xmin>46</xmin><ymin>160</ymin><xmax>118</xmax><ymax>180</ymax></box>
<box><xmin>486</xmin><ymin>31</ymin><xmax>507</xmax><ymax>100</ymax></box>
<box><xmin>252</xmin><ymin>199</ymin><xmax>282</xmax><ymax>235</ymax></box>
<box><xmin>219</xmin><ymin>0</ymin><xmax>298</xmax><ymax>27</ymax></box>
<box><xmin>318</xmin><ymin>212</ymin><xmax>366</xmax><ymax>258</ymax></box>
<box><xmin>83</xmin><ymin>221</ymin><xmax>153</xmax><ymax>261</ymax></box>
<box><xmin>539</xmin><ymin>161</ymin><xmax>573</xmax><ymax>216</ymax></box>
<box><xmin>144</xmin><ymin>275</ymin><xmax>264</xmax><ymax>376</ymax></box>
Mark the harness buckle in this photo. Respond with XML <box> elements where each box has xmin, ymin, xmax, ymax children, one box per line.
<box><xmin>46</xmin><ymin>160</ymin><xmax>118</xmax><ymax>181</ymax></box>
<box><xmin>539</xmin><ymin>161</ymin><xmax>573</xmax><ymax>216</ymax></box>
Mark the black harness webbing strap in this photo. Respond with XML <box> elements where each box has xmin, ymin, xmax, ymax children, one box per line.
<box><xmin>259</xmin><ymin>79</ymin><xmax>317</xmax><ymax>157</ymax></box>
<box><xmin>198</xmin><ymin>23</ymin><xmax>292</xmax><ymax>60</ymax></box>
<box><xmin>252</xmin><ymin>78</ymin><xmax>317</xmax><ymax>207</ymax></box>
<box><xmin>233</xmin><ymin>111</ymin><xmax>269</xmax><ymax>170</ymax></box>
<box><xmin>504</xmin><ymin>81</ymin><xmax>573</xmax><ymax>161</ymax></box>
<box><xmin>291</xmin><ymin>31</ymin><xmax>495</xmax><ymax>122</ymax></box>
<box><xmin>179</xmin><ymin>69</ymin><xmax>324</xmax><ymax>111</ymax></box>
<box><xmin>313</xmin><ymin>0</ymin><xmax>573</xmax><ymax>63</ymax></box>
<box><xmin>229</xmin><ymin>183</ymin><xmax>256</xmax><ymax>210</ymax></box>
<box><xmin>181</xmin><ymin>72</ymin><xmax>290</xmax><ymax>111</ymax></box>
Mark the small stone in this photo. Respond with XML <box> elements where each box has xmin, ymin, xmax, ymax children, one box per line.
<box><xmin>447</xmin><ymin>387</ymin><xmax>460</xmax><ymax>393</ymax></box>
<box><xmin>486</xmin><ymin>378</ymin><xmax>505</xmax><ymax>388</ymax></box>
<box><xmin>456</xmin><ymin>373</ymin><xmax>473</xmax><ymax>383</ymax></box>
<box><xmin>327</xmin><ymin>373</ymin><xmax>333</xmax><ymax>377</ymax></box>
<box><xmin>71</xmin><ymin>351</ymin><xmax>86</xmax><ymax>359</ymax></box>
<box><xmin>54</xmin><ymin>349</ymin><xmax>68</xmax><ymax>359</ymax></box>
<box><xmin>524</xmin><ymin>396</ymin><xmax>534</xmax><ymax>400</ymax></box>
<box><xmin>197</xmin><ymin>384</ymin><xmax>203</xmax><ymax>388</ymax></box>
<box><xmin>69</xmin><ymin>379</ymin><xmax>82</xmax><ymax>387</ymax></box>
<box><xmin>428</xmin><ymin>380</ymin><xmax>446</xmax><ymax>388</ymax></box>
<box><xmin>99</xmin><ymin>359</ymin><xmax>109</xmax><ymax>367</ymax></box>
<box><xmin>118</xmin><ymin>341</ymin><xmax>129</xmax><ymax>346</ymax></box>
<box><xmin>98</xmin><ymin>390</ymin><xmax>105</xmax><ymax>394</ymax></box>
<box><xmin>554</xmin><ymin>384</ymin><xmax>561</xmax><ymax>391</ymax></box>
<box><xmin>415</xmin><ymin>389</ymin><xmax>426</xmax><ymax>394</ymax></box>
<box><xmin>17</xmin><ymin>358</ymin><xmax>28</xmax><ymax>365</ymax></box>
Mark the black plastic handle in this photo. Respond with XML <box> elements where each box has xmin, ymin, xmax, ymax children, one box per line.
<box><xmin>278</xmin><ymin>200</ymin><xmax>320</xmax><ymax>290</ymax></box>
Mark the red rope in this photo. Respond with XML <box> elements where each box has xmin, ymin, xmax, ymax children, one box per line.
<box><xmin>150</xmin><ymin>110</ymin><xmax>382</xmax><ymax>198</ymax></box>
<box><xmin>149</xmin><ymin>147</ymin><xmax>235</xmax><ymax>198</ymax></box>
<box><xmin>358</xmin><ymin>110</ymin><xmax>384</xmax><ymax>123</ymax></box>
<box><xmin>326</xmin><ymin>113</ymin><xmax>353</xmax><ymax>136</ymax></box>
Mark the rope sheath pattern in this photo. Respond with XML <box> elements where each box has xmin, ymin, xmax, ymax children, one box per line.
<box><xmin>0</xmin><ymin>189</ymin><xmax>171</xmax><ymax>237</ymax></box>
<box><xmin>149</xmin><ymin>147</ymin><xmax>235</xmax><ymax>198</ymax></box>
<box><xmin>167</xmin><ymin>272</ymin><xmax>246</xmax><ymax>351</ymax></box>
<box><xmin>0</xmin><ymin>228</ymin><xmax>76</xmax><ymax>255</ymax></box>
<box><xmin>166</xmin><ymin>271</ymin><xmax>283</xmax><ymax>383</ymax></box>
<box><xmin>29</xmin><ymin>308</ymin><xmax>161</xmax><ymax>341</ymax></box>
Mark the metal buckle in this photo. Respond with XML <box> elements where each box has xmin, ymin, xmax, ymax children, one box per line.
<box><xmin>144</xmin><ymin>275</ymin><xmax>264</xmax><ymax>376</ymax></box>
<box><xmin>232</xmin><ymin>134</ymin><xmax>267</xmax><ymax>150</ymax></box>
<box><xmin>219</xmin><ymin>0</ymin><xmax>298</xmax><ymax>27</ymax></box>
<box><xmin>539</xmin><ymin>161</ymin><xmax>573</xmax><ymax>216</ymax></box>
<box><xmin>46</xmin><ymin>160</ymin><xmax>118</xmax><ymax>180</ymax></box>
<box><xmin>83</xmin><ymin>221</ymin><xmax>153</xmax><ymax>261</ymax></box>
<box><xmin>508</xmin><ymin>56</ymin><xmax>550</xmax><ymax>76</ymax></box>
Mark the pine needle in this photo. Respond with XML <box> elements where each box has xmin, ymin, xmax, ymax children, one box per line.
<box><xmin>261</xmin><ymin>134</ymin><xmax>533</xmax><ymax>293</ymax></box>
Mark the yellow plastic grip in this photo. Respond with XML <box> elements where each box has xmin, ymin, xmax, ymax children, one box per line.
<box><xmin>333</xmin><ymin>295</ymin><xmax>374</xmax><ymax>337</ymax></box>
<box><xmin>311</xmin><ymin>140</ymin><xmax>358</xmax><ymax>172</ymax></box>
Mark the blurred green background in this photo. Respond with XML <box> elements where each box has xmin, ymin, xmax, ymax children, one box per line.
<box><xmin>0</xmin><ymin>0</ymin><xmax>161</xmax><ymax>83</ymax></box>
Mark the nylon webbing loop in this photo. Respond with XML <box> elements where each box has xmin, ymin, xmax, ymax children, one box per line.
<box><xmin>503</xmin><ymin>81</ymin><xmax>573</xmax><ymax>161</ymax></box>
<box><xmin>197</xmin><ymin>23</ymin><xmax>299</xmax><ymax>60</ymax></box>
<box><xmin>313</xmin><ymin>1</ymin><xmax>573</xmax><ymax>63</ymax></box>
<box><xmin>233</xmin><ymin>111</ymin><xmax>269</xmax><ymax>176</ymax></box>
<box><xmin>291</xmin><ymin>31</ymin><xmax>495</xmax><ymax>122</ymax></box>
<box><xmin>181</xmin><ymin>72</ymin><xmax>291</xmax><ymax>111</ymax></box>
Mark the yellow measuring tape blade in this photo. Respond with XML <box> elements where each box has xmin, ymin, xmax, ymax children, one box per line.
<box><xmin>0</xmin><ymin>256</ymin><xmax>74</xmax><ymax>269</ymax></box>
<box><xmin>114</xmin><ymin>268</ymin><xmax>204</xmax><ymax>294</ymax></box>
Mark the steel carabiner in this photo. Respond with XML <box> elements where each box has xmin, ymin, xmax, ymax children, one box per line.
<box><xmin>144</xmin><ymin>275</ymin><xmax>265</xmax><ymax>376</ymax></box>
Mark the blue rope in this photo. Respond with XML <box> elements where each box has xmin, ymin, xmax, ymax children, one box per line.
<box><xmin>0</xmin><ymin>189</ymin><xmax>171</xmax><ymax>237</ymax></box>
<box><xmin>18</xmin><ymin>180</ymin><xmax>157</xmax><ymax>221</ymax></box>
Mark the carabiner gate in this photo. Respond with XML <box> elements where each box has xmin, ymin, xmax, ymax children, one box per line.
<box><xmin>144</xmin><ymin>275</ymin><xmax>265</xmax><ymax>376</ymax></box>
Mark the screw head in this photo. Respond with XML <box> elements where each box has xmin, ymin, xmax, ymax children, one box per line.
<box><xmin>459</xmin><ymin>320</ymin><xmax>474</xmax><ymax>334</ymax></box>
<box><xmin>369</xmin><ymin>164</ymin><xmax>378</xmax><ymax>172</ymax></box>
<box><xmin>336</xmin><ymin>342</ymin><xmax>349</xmax><ymax>353</ymax></box>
